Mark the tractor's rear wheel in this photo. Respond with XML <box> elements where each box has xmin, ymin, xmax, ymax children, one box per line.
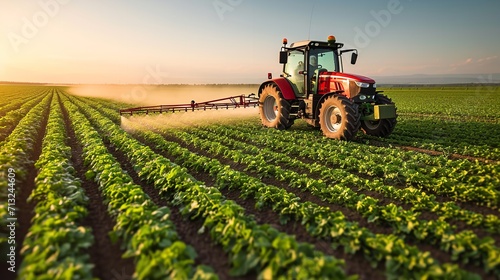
<box><xmin>361</xmin><ymin>94</ymin><xmax>397</xmax><ymax>137</ymax></box>
<box><xmin>319</xmin><ymin>95</ymin><xmax>360</xmax><ymax>140</ymax></box>
<box><xmin>259</xmin><ymin>84</ymin><xmax>294</xmax><ymax>129</ymax></box>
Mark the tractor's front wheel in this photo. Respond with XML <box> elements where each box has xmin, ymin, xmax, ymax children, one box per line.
<box><xmin>259</xmin><ymin>84</ymin><xmax>294</xmax><ymax>129</ymax></box>
<box><xmin>319</xmin><ymin>95</ymin><xmax>360</xmax><ymax>140</ymax></box>
<box><xmin>361</xmin><ymin>94</ymin><xmax>397</xmax><ymax>137</ymax></box>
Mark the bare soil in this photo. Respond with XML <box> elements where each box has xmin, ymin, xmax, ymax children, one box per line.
<box><xmin>60</xmin><ymin>96</ymin><xmax>135</xmax><ymax>280</ymax></box>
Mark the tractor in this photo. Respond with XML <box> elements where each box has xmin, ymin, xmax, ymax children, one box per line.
<box><xmin>258</xmin><ymin>35</ymin><xmax>397</xmax><ymax>140</ymax></box>
<box><xmin>119</xmin><ymin>35</ymin><xmax>397</xmax><ymax>141</ymax></box>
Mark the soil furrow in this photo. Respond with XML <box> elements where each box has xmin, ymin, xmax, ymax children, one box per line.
<box><xmin>131</xmin><ymin>131</ymin><xmax>386</xmax><ymax>280</ymax></box>
<box><xmin>103</xmin><ymin>142</ymin><xmax>250</xmax><ymax>280</ymax></box>
<box><xmin>60</xmin><ymin>94</ymin><xmax>135</xmax><ymax>280</ymax></box>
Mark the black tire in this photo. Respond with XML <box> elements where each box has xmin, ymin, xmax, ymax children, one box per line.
<box><xmin>318</xmin><ymin>94</ymin><xmax>360</xmax><ymax>140</ymax></box>
<box><xmin>361</xmin><ymin>94</ymin><xmax>397</xmax><ymax>137</ymax></box>
<box><xmin>259</xmin><ymin>84</ymin><xmax>294</xmax><ymax>129</ymax></box>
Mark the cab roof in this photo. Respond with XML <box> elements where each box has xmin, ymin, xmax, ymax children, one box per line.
<box><xmin>289</xmin><ymin>40</ymin><xmax>344</xmax><ymax>49</ymax></box>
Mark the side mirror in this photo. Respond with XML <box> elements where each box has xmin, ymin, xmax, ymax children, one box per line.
<box><xmin>279</xmin><ymin>51</ymin><xmax>288</xmax><ymax>64</ymax></box>
<box><xmin>351</xmin><ymin>53</ymin><xmax>358</xmax><ymax>65</ymax></box>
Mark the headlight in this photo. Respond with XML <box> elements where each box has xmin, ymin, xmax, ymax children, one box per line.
<box><xmin>373</xmin><ymin>83</ymin><xmax>377</xmax><ymax>88</ymax></box>
<box><xmin>355</xmin><ymin>81</ymin><xmax>370</xmax><ymax>88</ymax></box>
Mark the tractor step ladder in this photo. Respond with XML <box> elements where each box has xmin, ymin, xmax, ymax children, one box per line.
<box><xmin>289</xmin><ymin>103</ymin><xmax>301</xmax><ymax>117</ymax></box>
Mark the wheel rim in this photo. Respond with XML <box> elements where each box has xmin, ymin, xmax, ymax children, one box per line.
<box><xmin>263</xmin><ymin>95</ymin><xmax>277</xmax><ymax>122</ymax></box>
<box><xmin>324</xmin><ymin>106</ymin><xmax>342</xmax><ymax>132</ymax></box>
<box><xmin>363</xmin><ymin>120</ymin><xmax>380</xmax><ymax>130</ymax></box>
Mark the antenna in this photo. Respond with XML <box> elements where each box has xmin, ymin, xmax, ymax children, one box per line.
<box><xmin>307</xmin><ymin>0</ymin><xmax>317</xmax><ymax>40</ymax></box>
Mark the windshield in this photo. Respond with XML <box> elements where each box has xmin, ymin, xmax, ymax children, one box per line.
<box><xmin>308</xmin><ymin>48</ymin><xmax>338</xmax><ymax>72</ymax></box>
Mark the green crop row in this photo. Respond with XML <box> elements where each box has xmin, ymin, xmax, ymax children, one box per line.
<box><xmin>0</xmin><ymin>94</ymin><xmax>50</xmax><ymax>143</ymax></box>
<box><xmin>0</xmin><ymin>93</ymin><xmax>53</xmax><ymax>255</ymax></box>
<box><xmin>19</xmin><ymin>94</ymin><xmax>94</xmax><ymax>279</ymax></box>
<box><xmin>231</xmin><ymin>122</ymin><xmax>500</xmax><ymax>208</ymax></box>
<box><xmin>0</xmin><ymin>85</ymin><xmax>47</xmax><ymax>115</ymax></box>
<box><xmin>370</xmin><ymin>117</ymin><xmax>499</xmax><ymax>160</ymax></box>
<box><xmin>369</xmin><ymin>87</ymin><xmax>499</xmax><ymax>159</ymax></box>
<box><xmin>62</xmin><ymin>94</ymin><xmax>217</xmax><ymax>280</ymax></box>
<box><xmin>123</xmin><ymin>119</ymin><xmax>479</xmax><ymax>279</ymax></box>
<box><xmin>384</xmin><ymin>87</ymin><xmax>500</xmax><ymax>119</ymax></box>
<box><xmin>70</xmin><ymin>94</ymin><xmax>132</xmax><ymax>124</ymax></box>
<box><xmin>171</xmin><ymin>127</ymin><xmax>500</xmax><ymax>276</ymax></box>
<box><xmin>202</xmin><ymin>124</ymin><xmax>500</xmax><ymax>233</ymax></box>
<box><xmin>71</xmin><ymin>93</ymin><xmax>356</xmax><ymax>280</ymax></box>
<box><xmin>0</xmin><ymin>90</ymin><xmax>50</xmax><ymax>144</ymax></box>
<box><xmin>0</xmin><ymin>91</ymin><xmax>52</xmax><ymax>178</ymax></box>
<box><xmin>0</xmin><ymin>91</ymin><xmax>46</xmax><ymax>120</ymax></box>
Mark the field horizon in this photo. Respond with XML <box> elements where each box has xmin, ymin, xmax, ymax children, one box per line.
<box><xmin>2</xmin><ymin>72</ymin><xmax>500</xmax><ymax>87</ymax></box>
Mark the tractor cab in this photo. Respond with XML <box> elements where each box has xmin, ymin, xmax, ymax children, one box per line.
<box><xmin>279</xmin><ymin>36</ymin><xmax>359</xmax><ymax>98</ymax></box>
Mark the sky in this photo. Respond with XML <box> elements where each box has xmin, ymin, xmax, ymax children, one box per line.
<box><xmin>0</xmin><ymin>0</ymin><xmax>499</xmax><ymax>84</ymax></box>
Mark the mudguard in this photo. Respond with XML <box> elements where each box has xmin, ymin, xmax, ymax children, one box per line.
<box><xmin>258</xmin><ymin>78</ymin><xmax>296</xmax><ymax>100</ymax></box>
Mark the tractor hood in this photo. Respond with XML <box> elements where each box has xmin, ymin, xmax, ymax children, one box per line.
<box><xmin>317</xmin><ymin>71</ymin><xmax>377</xmax><ymax>98</ymax></box>
<box><xmin>328</xmin><ymin>72</ymin><xmax>375</xmax><ymax>83</ymax></box>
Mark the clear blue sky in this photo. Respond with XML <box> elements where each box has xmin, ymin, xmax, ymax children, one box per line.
<box><xmin>1</xmin><ymin>0</ymin><xmax>499</xmax><ymax>84</ymax></box>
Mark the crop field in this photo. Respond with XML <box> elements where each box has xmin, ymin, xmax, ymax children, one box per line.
<box><xmin>0</xmin><ymin>84</ymin><xmax>499</xmax><ymax>279</ymax></box>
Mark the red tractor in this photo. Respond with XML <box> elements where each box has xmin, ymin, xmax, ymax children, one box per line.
<box><xmin>258</xmin><ymin>36</ymin><xmax>397</xmax><ymax>140</ymax></box>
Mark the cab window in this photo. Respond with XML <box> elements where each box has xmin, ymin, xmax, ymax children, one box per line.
<box><xmin>284</xmin><ymin>50</ymin><xmax>305</xmax><ymax>96</ymax></box>
<box><xmin>313</xmin><ymin>49</ymin><xmax>337</xmax><ymax>72</ymax></box>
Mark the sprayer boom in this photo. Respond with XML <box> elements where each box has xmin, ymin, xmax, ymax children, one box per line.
<box><xmin>119</xmin><ymin>94</ymin><xmax>259</xmax><ymax>115</ymax></box>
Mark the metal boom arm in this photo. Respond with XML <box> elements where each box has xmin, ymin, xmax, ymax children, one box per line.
<box><xmin>119</xmin><ymin>94</ymin><xmax>259</xmax><ymax>115</ymax></box>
